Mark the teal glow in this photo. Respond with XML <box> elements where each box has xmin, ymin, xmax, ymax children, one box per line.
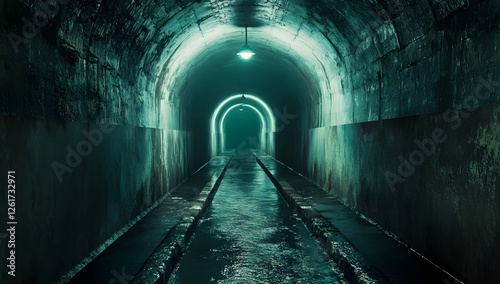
<box><xmin>210</xmin><ymin>94</ymin><xmax>275</xmax><ymax>156</ymax></box>
<box><xmin>220</xmin><ymin>104</ymin><xmax>267</xmax><ymax>151</ymax></box>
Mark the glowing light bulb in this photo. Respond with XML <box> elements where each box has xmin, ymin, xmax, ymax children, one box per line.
<box><xmin>237</xmin><ymin>45</ymin><xmax>255</xmax><ymax>60</ymax></box>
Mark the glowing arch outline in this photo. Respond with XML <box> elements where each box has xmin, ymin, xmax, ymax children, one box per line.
<box><xmin>219</xmin><ymin>104</ymin><xmax>267</xmax><ymax>151</ymax></box>
<box><xmin>210</xmin><ymin>94</ymin><xmax>275</xmax><ymax>156</ymax></box>
<box><xmin>220</xmin><ymin>104</ymin><xmax>266</xmax><ymax>135</ymax></box>
<box><xmin>210</xmin><ymin>94</ymin><xmax>276</xmax><ymax>135</ymax></box>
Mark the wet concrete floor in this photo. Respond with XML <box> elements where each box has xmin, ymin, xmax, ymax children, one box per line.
<box><xmin>68</xmin><ymin>156</ymin><xmax>231</xmax><ymax>283</ymax></box>
<box><xmin>168</xmin><ymin>154</ymin><xmax>344</xmax><ymax>284</ymax></box>
<box><xmin>68</xmin><ymin>152</ymin><xmax>460</xmax><ymax>284</ymax></box>
<box><xmin>256</xmin><ymin>155</ymin><xmax>460</xmax><ymax>284</ymax></box>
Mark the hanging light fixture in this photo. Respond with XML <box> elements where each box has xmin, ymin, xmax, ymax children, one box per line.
<box><xmin>237</xmin><ymin>26</ymin><xmax>255</xmax><ymax>60</ymax></box>
<box><xmin>239</xmin><ymin>94</ymin><xmax>246</xmax><ymax>111</ymax></box>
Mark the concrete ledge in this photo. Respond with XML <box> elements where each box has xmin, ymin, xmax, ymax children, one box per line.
<box><xmin>131</xmin><ymin>156</ymin><xmax>232</xmax><ymax>284</ymax></box>
<box><xmin>256</xmin><ymin>156</ymin><xmax>389</xmax><ymax>284</ymax></box>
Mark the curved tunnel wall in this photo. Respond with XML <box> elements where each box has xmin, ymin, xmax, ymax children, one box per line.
<box><xmin>0</xmin><ymin>0</ymin><xmax>499</xmax><ymax>283</ymax></box>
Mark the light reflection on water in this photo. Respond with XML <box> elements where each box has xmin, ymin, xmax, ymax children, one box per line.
<box><xmin>169</xmin><ymin>158</ymin><xmax>343</xmax><ymax>284</ymax></box>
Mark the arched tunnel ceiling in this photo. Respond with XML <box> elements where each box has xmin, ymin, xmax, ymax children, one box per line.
<box><xmin>151</xmin><ymin>2</ymin><xmax>349</xmax><ymax>115</ymax></box>
<box><xmin>54</xmin><ymin>0</ymin><xmax>403</xmax><ymax>127</ymax></box>
<box><xmin>4</xmin><ymin>0</ymin><xmax>477</xmax><ymax>128</ymax></box>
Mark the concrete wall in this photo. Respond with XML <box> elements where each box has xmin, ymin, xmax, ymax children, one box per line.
<box><xmin>276</xmin><ymin>103</ymin><xmax>500</xmax><ymax>284</ymax></box>
<box><xmin>0</xmin><ymin>117</ymin><xmax>203</xmax><ymax>283</ymax></box>
<box><xmin>305</xmin><ymin>106</ymin><xmax>500</xmax><ymax>283</ymax></box>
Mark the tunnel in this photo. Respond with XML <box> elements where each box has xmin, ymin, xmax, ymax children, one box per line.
<box><xmin>0</xmin><ymin>0</ymin><xmax>499</xmax><ymax>283</ymax></box>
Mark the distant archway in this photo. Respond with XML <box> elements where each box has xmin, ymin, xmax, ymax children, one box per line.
<box><xmin>220</xmin><ymin>104</ymin><xmax>265</xmax><ymax>152</ymax></box>
<box><xmin>210</xmin><ymin>94</ymin><xmax>275</xmax><ymax>156</ymax></box>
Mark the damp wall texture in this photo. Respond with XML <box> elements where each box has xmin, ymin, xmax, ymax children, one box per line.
<box><xmin>0</xmin><ymin>117</ymin><xmax>205</xmax><ymax>283</ymax></box>
<box><xmin>305</xmin><ymin>107</ymin><xmax>500</xmax><ymax>283</ymax></box>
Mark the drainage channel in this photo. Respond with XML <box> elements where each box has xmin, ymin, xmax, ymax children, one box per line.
<box><xmin>167</xmin><ymin>154</ymin><xmax>346</xmax><ymax>284</ymax></box>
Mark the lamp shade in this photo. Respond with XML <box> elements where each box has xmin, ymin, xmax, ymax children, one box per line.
<box><xmin>237</xmin><ymin>45</ymin><xmax>255</xmax><ymax>60</ymax></box>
